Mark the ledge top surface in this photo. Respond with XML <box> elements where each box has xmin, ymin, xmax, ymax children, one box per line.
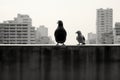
<box><xmin>0</xmin><ymin>44</ymin><xmax>120</xmax><ymax>46</ymax></box>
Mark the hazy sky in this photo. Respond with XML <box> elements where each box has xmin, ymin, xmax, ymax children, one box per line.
<box><xmin>0</xmin><ymin>0</ymin><xmax>120</xmax><ymax>44</ymax></box>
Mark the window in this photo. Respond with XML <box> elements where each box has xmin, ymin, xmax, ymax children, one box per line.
<box><xmin>10</xmin><ymin>24</ymin><xmax>15</xmax><ymax>26</ymax></box>
<box><xmin>17</xmin><ymin>31</ymin><xmax>21</xmax><ymax>32</ymax></box>
<box><xmin>101</xmin><ymin>23</ymin><xmax>104</xmax><ymax>25</ymax></box>
<box><xmin>17</xmin><ymin>24</ymin><xmax>21</xmax><ymax>26</ymax></box>
<box><xmin>22</xmin><ymin>27</ymin><xmax>28</xmax><ymax>29</ymax></box>
<box><xmin>10</xmin><ymin>27</ymin><xmax>15</xmax><ymax>29</ymax></box>
<box><xmin>23</xmin><ymin>24</ymin><xmax>28</xmax><ymax>26</ymax></box>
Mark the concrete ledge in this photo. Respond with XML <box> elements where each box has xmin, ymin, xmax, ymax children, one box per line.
<box><xmin>1</xmin><ymin>44</ymin><xmax>120</xmax><ymax>46</ymax></box>
<box><xmin>0</xmin><ymin>45</ymin><xmax>120</xmax><ymax>63</ymax></box>
<box><xmin>0</xmin><ymin>46</ymin><xmax>120</xmax><ymax>80</ymax></box>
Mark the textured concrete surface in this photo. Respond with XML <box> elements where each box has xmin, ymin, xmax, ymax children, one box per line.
<box><xmin>0</xmin><ymin>46</ymin><xmax>120</xmax><ymax>80</ymax></box>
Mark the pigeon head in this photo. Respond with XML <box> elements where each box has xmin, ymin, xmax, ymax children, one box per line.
<box><xmin>57</xmin><ymin>20</ymin><xmax>63</xmax><ymax>27</ymax></box>
<box><xmin>76</xmin><ymin>31</ymin><xmax>82</xmax><ymax>35</ymax></box>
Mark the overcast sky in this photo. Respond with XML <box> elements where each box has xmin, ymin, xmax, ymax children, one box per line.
<box><xmin>0</xmin><ymin>0</ymin><xmax>120</xmax><ymax>44</ymax></box>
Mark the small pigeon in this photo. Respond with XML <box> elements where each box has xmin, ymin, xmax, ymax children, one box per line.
<box><xmin>54</xmin><ymin>20</ymin><xmax>67</xmax><ymax>45</ymax></box>
<box><xmin>76</xmin><ymin>31</ymin><xmax>85</xmax><ymax>45</ymax></box>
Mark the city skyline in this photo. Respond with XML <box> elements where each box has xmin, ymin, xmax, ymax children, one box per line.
<box><xmin>0</xmin><ymin>0</ymin><xmax>120</xmax><ymax>44</ymax></box>
<box><xmin>0</xmin><ymin>14</ymin><xmax>54</xmax><ymax>44</ymax></box>
<box><xmin>0</xmin><ymin>10</ymin><xmax>119</xmax><ymax>44</ymax></box>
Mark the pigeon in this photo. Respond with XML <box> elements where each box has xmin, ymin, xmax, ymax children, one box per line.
<box><xmin>54</xmin><ymin>20</ymin><xmax>67</xmax><ymax>45</ymax></box>
<box><xmin>76</xmin><ymin>31</ymin><xmax>85</xmax><ymax>45</ymax></box>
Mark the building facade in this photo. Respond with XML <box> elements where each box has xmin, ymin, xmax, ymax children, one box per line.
<box><xmin>87</xmin><ymin>32</ymin><xmax>96</xmax><ymax>44</ymax></box>
<box><xmin>114</xmin><ymin>22</ymin><xmax>120</xmax><ymax>44</ymax></box>
<box><xmin>0</xmin><ymin>14</ymin><xmax>35</xmax><ymax>44</ymax></box>
<box><xmin>36</xmin><ymin>25</ymin><xmax>48</xmax><ymax>39</ymax></box>
<box><xmin>96</xmin><ymin>8</ymin><xmax>113</xmax><ymax>44</ymax></box>
<box><xmin>36</xmin><ymin>25</ymin><xmax>50</xmax><ymax>44</ymax></box>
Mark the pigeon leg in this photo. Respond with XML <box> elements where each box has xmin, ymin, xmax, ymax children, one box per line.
<box><xmin>56</xmin><ymin>43</ymin><xmax>59</xmax><ymax>46</ymax></box>
<box><xmin>62</xmin><ymin>43</ymin><xmax>65</xmax><ymax>46</ymax></box>
<box><xmin>77</xmin><ymin>43</ymin><xmax>80</xmax><ymax>46</ymax></box>
<box><xmin>82</xmin><ymin>43</ymin><xmax>85</xmax><ymax>45</ymax></box>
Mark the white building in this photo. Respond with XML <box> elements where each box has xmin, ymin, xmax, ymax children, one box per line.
<box><xmin>36</xmin><ymin>25</ymin><xmax>52</xmax><ymax>44</ymax></box>
<box><xmin>114</xmin><ymin>22</ymin><xmax>120</xmax><ymax>44</ymax></box>
<box><xmin>87</xmin><ymin>32</ymin><xmax>96</xmax><ymax>44</ymax></box>
<box><xmin>14</xmin><ymin>14</ymin><xmax>32</xmax><ymax>25</ymax></box>
<box><xmin>96</xmin><ymin>8</ymin><xmax>113</xmax><ymax>44</ymax></box>
<box><xmin>38</xmin><ymin>36</ymin><xmax>50</xmax><ymax>44</ymax></box>
<box><xmin>0</xmin><ymin>14</ymin><xmax>35</xmax><ymax>44</ymax></box>
<box><xmin>36</xmin><ymin>25</ymin><xmax>48</xmax><ymax>38</ymax></box>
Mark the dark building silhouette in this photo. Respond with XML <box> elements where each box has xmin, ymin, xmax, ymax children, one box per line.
<box><xmin>54</xmin><ymin>20</ymin><xmax>67</xmax><ymax>45</ymax></box>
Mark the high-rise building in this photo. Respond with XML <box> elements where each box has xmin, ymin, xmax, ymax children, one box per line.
<box><xmin>96</xmin><ymin>8</ymin><xmax>113</xmax><ymax>44</ymax></box>
<box><xmin>114</xmin><ymin>22</ymin><xmax>120</xmax><ymax>44</ymax></box>
<box><xmin>0</xmin><ymin>14</ymin><xmax>35</xmax><ymax>44</ymax></box>
<box><xmin>87</xmin><ymin>32</ymin><xmax>96</xmax><ymax>44</ymax></box>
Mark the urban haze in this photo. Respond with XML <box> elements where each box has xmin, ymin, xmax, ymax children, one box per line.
<box><xmin>0</xmin><ymin>0</ymin><xmax>120</xmax><ymax>80</ymax></box>
<box><xmin>0</xmin><ymin>0</ymin><xmax>120</xmax><ymax>44</ymax></box>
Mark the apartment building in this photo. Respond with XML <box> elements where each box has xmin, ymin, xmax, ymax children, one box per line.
<box><xmin>96</xmin><ymin>8</ymin><xmax>113</xmax><ymax>44</ymax></box>
<box><xmin>0</xmin><ymin>14</ymin><xmax>35</xmax><ymax>44</ymax></box>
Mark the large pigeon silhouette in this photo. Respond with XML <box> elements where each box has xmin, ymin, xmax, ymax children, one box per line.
<box><xmin>54</xmin><ymin>20</ymin><xmax>67</xmax><ymax>45</ymax></box>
